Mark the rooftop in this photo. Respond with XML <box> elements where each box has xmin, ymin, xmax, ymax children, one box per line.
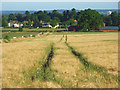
<box><xmin>100</xmin><ymin>26</ymin><xmax>119</xmax><ymax>30</ymax></box>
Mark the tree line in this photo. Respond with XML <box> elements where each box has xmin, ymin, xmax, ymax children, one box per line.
<box><xmin>2</xmin><ymin>8</ymin><xmax>119</xmax><ymax>31</ymax></box>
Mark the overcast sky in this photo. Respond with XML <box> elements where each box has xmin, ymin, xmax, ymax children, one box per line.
<box><xmin>1</xmin><ymin>0</ymin><xmax>120</xmax><ymax>2</ymax></box>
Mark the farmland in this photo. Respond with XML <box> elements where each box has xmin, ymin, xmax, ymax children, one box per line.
<box><xmin>2</xmin><ymin>32</ymin><xmax>118</xmax><ymax>88</ymax></box>
<box><xmin>2</xmin><ymin>32</ymin><xmax>38</xmax><ymax>39</ymax></box>
<box><xmin>2</xmin><ymin>28</ymin><xmax>66</xmax><ymax>32</ymax></box>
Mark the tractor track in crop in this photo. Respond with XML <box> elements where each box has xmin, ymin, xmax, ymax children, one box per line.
<box><xmin>65</xmin><ymin>35</ymin><xmax>118</xmax><ymax>83</ymax></box>
<box><xmin>58</xmin><ymin>35</ymin><xmax>64</xmax><ymax>42</ymax></box>
<box><xmin>29</xmin><ymin>35</ymin><xmax>72</xmax><ymax>87</ymax></box>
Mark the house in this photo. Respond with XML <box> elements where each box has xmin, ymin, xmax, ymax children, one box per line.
<box><xmin>24</xmin><ymin>21</ymin><xmax>28</xmax><ymax>24</ymax></box>
<box><xmin>0</xmin><ymin>27</ymin><xmax>4</xmax><ymax>29</ymax></box>
<box><xmin>100</xmin><ymin>26</ymin><xmax>119</xmax><ymax>32</ymax></box>
<box><xmin>8</xmin><ymin>21</ymin><xmax>18</xmax><ymax>27</ymax></box>
<box><xmin>107</xmin><ymin>11</ymin><xmax>112</xmax><ymax>16</ymax></box>
<box><xmin>68</xmin><ymin>25</ymin><xmax>80</xmax><ymax>32</ymax></box>
<box><xmin>54</xmin><ymin>24</ymin><xmax>59</xmax><ymax>28</ymax></box>
<box><xmin>40</xmin><ymin>20</ymin><xmax>45</xmax><ymax>24</ymax></box>
<box><xmin>8</xmin><ymin>21</ymin><xmax>23</xmax><ymax>28</ymax></box>
<box><xmin>24</xmin><ymin>21</ymin><xmax>33</xmax><ymax>26</ymax></box>
<box><xmin>42</xmin><ymin>23</ymin><xmax>52</xmax><ymax>28</ymax></box>
<box><xmin>74</xmin><ymin>20</ymin><xmax>78</xmax><ymax>23</ymax></box>
<box><xmin>103</xmin><ymin>22</ymin><xmax>106</xmax><ymax>27</ymax></box>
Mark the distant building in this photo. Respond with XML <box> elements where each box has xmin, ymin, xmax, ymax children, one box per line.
<box><xmin>107</xmin><ymin>11</ymin><xmax>112</xmax><ymax>16</ymax></box>
<box><xmin>68</xmin><ymin>25</ymin><xmax>80</xmax><ymax>32</ymax></box>
<box><xmin>0</xmin><ymin>27</ymin><xmax>4</xmax><ymax>29</ymax></box>
<box><xmin>40</xmin><ymin>20</ymin><xmax>45</xmax><ymax>24</ymax></box>
<box><xmin>100</xmin><ymin>26</ymin><xmax>119</xmax><ymax>32</ymax></box>
<box><xmin>8</xmin><ymin>21</ymin><xmax>23</xmax><ymax>28</ymax></box>
<box><xmin>24</xmin><ymin>21</ymin><xmax>28</xmax><ymax>24</ymax></box>
<box><xmin>74</xmin><ymin>20</ymin><xmax>78</xmax><ymax>23</ymax></box>
<box><xmin>24</xmin><ymin>21</ymin><xmax>33</xmax><ymax>26</ymax></box>
<box><xmin>54</xmin><ymin>24</ymin><xmax>59</xmax><ymax>28</ymax></box>
<box><xmin>103</xmin><ymin>22</ymin><xmax>106</xmax><ymax>27</ymax></box>
<box><xmin>42</xmin><ymin>23</ymin><xmax>52</xmax><ymax>28</ymax></box>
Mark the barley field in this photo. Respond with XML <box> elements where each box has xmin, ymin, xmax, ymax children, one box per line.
<box><xmin>2</xmin><ymin>32</ymin><xmax>119</xmax><ymax>88</ymax></box>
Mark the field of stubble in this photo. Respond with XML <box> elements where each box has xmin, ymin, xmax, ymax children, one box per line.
<box><xmin>2</xmin><ymin>32</ymin><xmax>118</xmax><ymax>88</ymax></box>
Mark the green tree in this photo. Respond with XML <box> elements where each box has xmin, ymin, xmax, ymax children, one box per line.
<box><xmin>62</xmin><ymin>21</ymin><xmax>70</xmax><ymax>31</ymax></box>
<box><xmin>2</xmin><ymin>15</ymin><xmax>8</xmax><ymax>27</ymax></box>
<box><xmin>28</xmin><ymin>19</ymin><xmax>32</xmax><ymax>27</ymax></box>
<box><xmin>19</xmin><ymin>27</ymin><xmax>23</xmax><ymax>32</ymax></box>
<box><xmin>63</xmin><ymin>10</ymin><xmax>70</xmax><ymax>21</ymax></box>
<box><xmin>32</xmin><ymin>15</ymin><xmax>39</xmax><ymax>27</ymax></box>
<box><xmin>38</xmin><ymin>13</ymin><xmax>50</xmax><ymax>22</ymax></box>
<box><xmin>49</xmin><ymin>17</ymin><xmax>60</xmax><ymax>27</ymax></box>
<box><xmin>50</xmin><ymin>19</ymin><xmax>58</xmax><ymax>27</ymax></box>
<box><xmin>8</xmin><ymin>13</ymin><xmax>16</xmax><ymax>21</ymax></box>
<box><xmin>16</xmin><ymin>13</ymin><xmax>23</xmax><ymax>22</ymax></box>
<box><xmin>110</xmin><ymin>12</ymin><xmax>118</xmax><ymax>26</ymax></box>
<box><xmin>53</xmin><ymin>17</ymin><xmax>60</xmax><ymax>22</ymax></box>
<box><xmin>44</xmin><ymin>10</ymin><xmax>48</xmax><ymax>14</ymax></box>
<box><xmin>77</xmin><ymin>9</ymin><xmax>103</xmax><ymax>31</ymax></box>
<box><xmin>70</xmin><ymin>8</ymin><xmax>77</xmax><ymax>19</ymax></box>
<box><xmin>104</xmin><ymin>16</ymin><xmax>112</xmax><ymax>26</ymax></box>
<box><xmin>68</xmin><ymin>19</ymin><xmax>77</xmax><ymax>26</ymax></box>
<box><xmin>49</xmin><ymin>10</ymin><xmax>63</xmax><ymax>21</ymax></box>
<box><xmin>25</xmin><ymin>11</ymin><xmax>31</xmax><ymax>21</ymax></box>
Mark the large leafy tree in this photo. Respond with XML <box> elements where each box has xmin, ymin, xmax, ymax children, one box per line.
<box><xmin>70</xmin><ymin>8</ymin><xmax>77</xmax><ymax>19</ymax></box>
<box><xmin>38</xmin><ymin>13</ymin><xmax>50</xmax><ymax>22</ymax></box>
<box><xmin>63</xmin><ymin>10</ymin><xmax>70</xmax><ymax>21</ymax></box>
<box><xmin>25</xmin><ymin>11</ymin><xmax>31</xmax><ymax>21</ymax></box>
<box><xmin>50</xmin><ymin>19</ymin><xmax>57</xmax><ymax>27</ymax></box>
<box><xmin>16</xmin><ymin>13</ymin><xmax>23</xmax><ymax>22</ymax></box>
<box><xmin>49</xmin><ymin>17</ymin><xmax>60</xmax><ymax>27</ymax></box>
<box><xmin>28</xmin><ymin>19</ymin><xmax>32</xmax><ymax>27</ymax></box>
<box><xmin>49</xmin><ymin>10</ymin><xmax>63</xmax><ymax>22</ymax></box>
<box><xmin>32</xmin><ymin>15</ymin><xmax>39</xmax><ymax>27</ymax></box>
<box><xmin>103</xmin><ymin>11</ymin><xmax>118</xmax><ymax>26</ymax></box>
<box><xmin>77</xmin><ymin>9</ymin><xmax>104</xmax><ymax>31</ymax></box>
<box><xmin>104</xmin><ymin>15</ymin><xmax>112</xmax><ymax>26</ymax></box>
<box><xmin>110</xmin><ymin>12</ymin><xmax>118</xmax><ymax>26</ymax></box>
<box><xmin>8</xmin><ymin>13</ymin><xmax>16</xmax><ymax>21</ymax></box>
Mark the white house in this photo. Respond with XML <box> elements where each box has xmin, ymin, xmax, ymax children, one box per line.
<box><xmin>107</xmin><ymin>11</ymin><xmax>112</xmax><ymax>16</ymax></box>
<box><xmin>54</xmin><ymin>24</ymin><xmax>59</xmax><ymax>28</ymax></box>
<box><xmin>8</xmin><ymin>21</ymin><xmax>23</xmax><ymax>28</ymax></box>
<box><xmin>13</xmin><ymin>23</ymin><xmax>23</xmax><ymax>27</ymax></box>
<box><xmin>42</xmin><ymin>23</ymin><xmax>52</xmax><ymax>28</ymax></box>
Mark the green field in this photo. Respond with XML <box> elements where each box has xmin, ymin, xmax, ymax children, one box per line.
<box><xmin>2</xmin><ymin>32</ymin><xmax>39</xmax><ymax>39</ymax></box>
<box><xmin>2</xmin><ymin>28</ymin><xmax>66</xmax><ymax>32</ymax></box>
<box><xmin>53</xmin><ymin>31</ymin><xmax>118</xmax><ymax>35</ymax></box>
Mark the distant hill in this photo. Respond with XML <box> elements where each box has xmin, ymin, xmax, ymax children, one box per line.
<box><xmin>2</xmin><ymin>9</ymin><xmax>118</xmax><ymax>16</ymax></box>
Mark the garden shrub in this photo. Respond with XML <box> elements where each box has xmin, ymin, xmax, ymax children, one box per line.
<box><xmin>19</xmin><ymin>27</ymin><xmax>23</xmax><ymax>32</ymax></box>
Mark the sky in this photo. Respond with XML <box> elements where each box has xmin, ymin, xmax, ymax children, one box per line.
<box><xmin>1</xmin><ymin>0</ymin><xmax>120</xmax><ymax>2</ymax></box>
<box><xmin>1</xmin><ymin>2</ymin><xmax>119</xmax><ymax>11</ymax></box>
